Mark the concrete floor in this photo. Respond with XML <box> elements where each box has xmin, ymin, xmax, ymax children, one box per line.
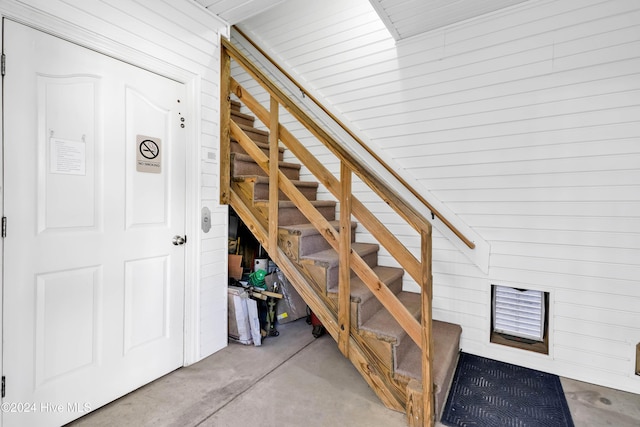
<box><xmin>68</xmin><ymin>319</ymin><xmax>640</xmax><ymax>427</ymax></box>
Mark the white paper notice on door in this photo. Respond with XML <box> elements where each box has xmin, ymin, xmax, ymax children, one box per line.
<box><xmin>50</xmin><ymin>137</ymin><xmax>86</xmax><ymax>176</ymax></box>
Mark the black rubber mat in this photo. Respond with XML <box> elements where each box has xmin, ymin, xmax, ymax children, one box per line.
<box><xmin>441</xmin><ymin>352</ymin><xmax>574</xmax><ymax>427</ymax></box>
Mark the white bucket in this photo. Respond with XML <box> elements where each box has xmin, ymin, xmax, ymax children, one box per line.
<box><xmin>254</xmin><ymin>258</ymin><xmax>268</xmax><ymax>272</ymax></box>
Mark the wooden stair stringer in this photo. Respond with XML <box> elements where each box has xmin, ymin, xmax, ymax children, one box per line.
<box><xmin>229</xmin><ymin>189</ymin><xmax>405</xmax><ymax>412</ymax></box>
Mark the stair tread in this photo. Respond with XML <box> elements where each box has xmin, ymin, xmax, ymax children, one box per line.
<box><xmin>279</xmin><ymin>220</ymin><xmax>355</xmax><ymax>236</ymax></box>
<box><xmin>231</xmin><ymin>152</ymin><xmax>301</xmax><ymax>169</ymax></box>
<box><xmin>231</xmin><ymin>137</ymin><xmax>285</xmax><ymax>153</ymax></box>
<box><xmin>231</xmin><ymin>109</ymin><xmax>254</xmax><ymax>121</ymax></box>
<box><xmin>234</xmin><ymin>175</ymin><xmax>318</xmax><ymax>188</ymax></box>
<box><xmin>237</xmin><ymin>122</ymin><xmax>269</xmax><ymax>137</ymax></box>
<box><xmin>359</xmin><ymin>291</ymin><xmax>421</xmax><ymax>343</ymax></box>
<box><xmin>301</xmin><ymin>242</ymin><xmax>379</xmax><ymax>268</ymax></box>
<box><xmin>255</xmin><ymin>199</ymin><xmax>336</xmax><ymax>209</ymax></box>
<box><xmin>327</xmin><ymin>265</ymin><xmax>404</xmax><ymax>301</ymax></box>
<box><xmin>395</xmin><ymin>320</ymin><xmax>462</xmax><ymax>385</ymax></box>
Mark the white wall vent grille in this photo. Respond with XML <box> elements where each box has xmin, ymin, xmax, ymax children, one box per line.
<box><xmin>493</xmin><ymin>285</ymin><xmax>545</xmax><ymax>342</ymax></box>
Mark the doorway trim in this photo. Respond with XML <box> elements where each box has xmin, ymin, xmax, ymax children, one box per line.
<box><xmin>0</xmin><ymin>2</ymin><xmax>203</xmax><ymax>367</ymax></box>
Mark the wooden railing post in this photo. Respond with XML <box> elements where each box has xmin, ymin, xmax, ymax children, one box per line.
<box><xmin>338</xmin><ymin>161</ymin><xmax>352</xmax><ymax>357</ymax></box>
<box><xmin>220</xmin><ymin>48</ymin><xmax>231</xmax><ymax>205</ymax></box>
<box><xmin>421</xmin><ymin>229</ymin><xmax>434</xmax><ymax>427</ymax></box>
<box><xmin>269</xmin><ymin>97</ymin><xmax>279</xmax><ymax>250</ymax></box>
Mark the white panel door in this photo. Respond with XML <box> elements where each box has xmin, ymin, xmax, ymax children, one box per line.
<box><xmin>2</xmin><ymin>20</ymin><xmax>186</xmax><ymax>426</ymax></box>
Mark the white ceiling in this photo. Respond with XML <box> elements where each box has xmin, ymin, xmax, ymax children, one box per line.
<box><xmin>193</xmin><ymin>0</ymin><xmax>285</xmax><ymax>25</ymax></box>
<box><xmin>368</xmin><ymin>0</ymin><xmax>532</xmax><ymax>40</ymax></box>
<box><xmin>196</xmin><ymin>0</ymin><xmax>532</xmax><ymax>39</ymax></box>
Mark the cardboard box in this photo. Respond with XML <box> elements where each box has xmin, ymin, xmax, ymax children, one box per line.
<box><xmin>228</xmin><ymin>254</ymin><xmax>243</xmax><ymax>280</ymax></box>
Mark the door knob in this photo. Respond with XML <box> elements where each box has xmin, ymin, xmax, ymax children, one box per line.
<box><xmin>172</xmin><ymin>235</ymin><xmax>186</xmax><ymax>246</ymax></box>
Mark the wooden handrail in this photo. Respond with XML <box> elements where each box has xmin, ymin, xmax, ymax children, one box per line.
<box><xmin>223</xmin><ymin>38</ymin><xmax>432</xmax><ymax>237</ymax></box>
<box><xmin>233</xmin><ymin>26</ymin><xmax>475</xmax><ymax>250</ymax></box>
<box><xmin>223</xmin><ymin>37</ymin><xmax>436</xmax><ymax>425</ymax></box>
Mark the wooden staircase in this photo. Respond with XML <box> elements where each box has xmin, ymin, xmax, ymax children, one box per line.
<box><xmin>225</xmin><ymin>97</ymin><xmax>462</xmax><ymax>425</ymax></box>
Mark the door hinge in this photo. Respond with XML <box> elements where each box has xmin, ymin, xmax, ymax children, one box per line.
<box><xmin>1</xmin><ymin>53</ymin><xmax>5</xmax><ymax>77</ymax></box>
<box><xmin>1</xmin><ymin>217</ymin><xmax>6</xmax><ymax>238</ymax></box>
<box><xmin>2</xmin><ymin>376</ymin><xmax>5</xmax><ymax>398</ymax></box>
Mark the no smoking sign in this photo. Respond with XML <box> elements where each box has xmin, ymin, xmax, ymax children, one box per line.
<box><xmin>136</xmin><ymin>135</ymin><xmax>162</xmax><ymax>173</ymax></box>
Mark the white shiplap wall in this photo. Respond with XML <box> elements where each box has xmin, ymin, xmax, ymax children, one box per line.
<box><xmin>1</xmin><ymin>0</ymin><xmax>229</xmax><ymax>362</ymax></box>
<box><xmin>237</xmin><ymin>0</ymin><xmax>640</xmax><ymax>393</ymax></box>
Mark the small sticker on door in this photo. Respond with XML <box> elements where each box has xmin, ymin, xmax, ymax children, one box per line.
<box><xmin>136</xmin><ymin>135</ymin><xmax>161</xmax><ymax>173</ymax></box>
